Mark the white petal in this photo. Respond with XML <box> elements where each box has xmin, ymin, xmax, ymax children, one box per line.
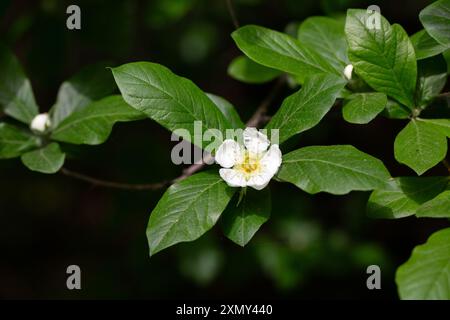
<box><xmin>219</xmin><ymin>168</ymin><xmax>247</xmax><ymax>187</ymax></box>
<box><xmin>215</xmin><ymin>139</ymin><xmax>244</xmax><ymax>168</ymax></box>
<box><xmin>246</xmin><ymin>171</ymin><xmax>272</xmax><ymax>190</ymax></box>
<box><xmin>344</xmin><ymin>64</ymin><xmax>353</xmax><ymax>80</ymax></box>
<box><xmin>243</xmin><ymin>127</ymin><xmax>269</xmax><ymax>154</ymax></box>
<box><xmin>260</xmin><ymin>144</ymin><xmax>282</xmax><ymax>176</ymax></box>
<box><xmin>30</xmin><ymin>113</ymin><xmax>51</xmax><ymax>133</ymax></box>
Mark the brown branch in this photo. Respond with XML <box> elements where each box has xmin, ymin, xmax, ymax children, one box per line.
<box><xmin>225</xmin><ymin>0</ymin><xmax>239</xmax><ymax>29</ymax></box>
<box><xmin>443</xmin><ymin>159</ymin><xmax>450</xmax><ymax>174</ymax></box>
<box><xmin>60</xmin><ymin>76</ymin><xmax>285</xmax><ymax>191</ymax></box>
<box><xmin>60</xmin><ymin>168</ymin><xmax>171</xmax><ymax>191</ymax></box>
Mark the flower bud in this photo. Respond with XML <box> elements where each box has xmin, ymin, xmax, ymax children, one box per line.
<box><xmin>344</xmin><ymin>64</ymin><xmax>353</xmax><ymax>80</ymax></box>
<box><xmin>30</xmin><ymin>113</ymin><xmax>51</xmax><ymax>133</ymax></box>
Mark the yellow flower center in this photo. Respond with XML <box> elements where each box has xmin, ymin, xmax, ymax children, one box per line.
<box><xmin>235</xmin><ymin>152</ymin><xmax>261</xmax><ymax>175</ymax></box>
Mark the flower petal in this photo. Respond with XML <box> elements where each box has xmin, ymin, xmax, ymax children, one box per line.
<box><xmin>219</xmin><ymin>168</ymin><xmax>247</xmax><ymax>187</ymax></box>
<box><xmin>243</xmin><ymin>127</ymin><xmax>270</xmax><ymax>154</ymax></box>
<box><xmin>246</xmin><ymin>171</ymin><xmax>272</xmax><ymax>190</ymax></box>
<box><xmin>260</xmin><ymin>144</ymin><xmax>282</xmax><ymax>176</ymax></box>
<box><xmin>215</xmin><ymin>139</ymin><xmax>244</xmax><ymax>168</ymax></box>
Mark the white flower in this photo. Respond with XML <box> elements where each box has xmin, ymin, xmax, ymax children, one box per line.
<box><xmin>30</xmin><ymin>113</ymin><xmax>51</xmax><ymax>133</ymax></box>
<box><xmin>215</xmin><ymin>127</ymin><xmax>282</xmax><ymax>190</ymax></box>
<box><xmin>344</xmin><ymin>64</ymin><xmax>353</xmax><ymax>80</ymax></box>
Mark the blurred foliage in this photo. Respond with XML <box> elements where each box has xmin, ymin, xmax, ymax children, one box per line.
<box><xmin>0</xmin><ymin>0</ymin><xmax>444</xmax><ymax>299</ymax></box>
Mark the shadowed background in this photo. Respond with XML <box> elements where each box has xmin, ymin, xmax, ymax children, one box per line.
<box><xmin>0</xmin><ymin>0</ymin><xmax>448</xmax><ymax>299</ymax></box>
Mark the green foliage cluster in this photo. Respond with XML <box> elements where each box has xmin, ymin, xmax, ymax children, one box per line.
<box><xmin>1</xmin><ymin>0</ymin><xmax>449</xmax><ymax>299</ymax></box>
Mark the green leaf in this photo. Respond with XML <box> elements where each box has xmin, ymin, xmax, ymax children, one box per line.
<box><xmin>112</xmin><ymin>62</ymin><xmax>231</xmax><ymax>148</ymax></box>
<box><xmin>394</xmin><ymin>120</ymin><xmax>447</xmax><ymax>175</ymax></box>
<box><xmin>419</xmin><ymin>0</ymin><xmax>450</xmax><ymax>46</ymax></box>
<box><xmin>411</xmin><ymin>29</ymin><xmax>449</xmax><ymax>60</ymax></box>
<box><xmin>0</xmin><ymin>123</ymin><xmax>39</xmax><ymax>159</ymax></box>
<box><xmin>50</xmin><ymin>62</ymin><xmax>116</xmax><ymax>127</ymax></box>
<box><xmin>416</xmin><ymin>190</ymin><xmax>450</xmax><ymax>218</ymax></box>
<box><xmin>277</xmin><ymin>145</ymin><xmax>391</xmax><ymax>195</ymax></box>
<box><xmin>415</xmin><ymin>55</ymin><xmax>447</xmax><ymax>108</ymax></box>
<box><xmin>231</xmin><ymin>25</ymin><xmax>338</xmax><ymax>82</ymax></box>
<box><xmin>266</xmin><ymin>74</ymin><xmax>346</xmax><ymax>144</ymax></box>
<box><xmin>51</xmin><ymin>95</ymin><xmax>144</xmax><ymax>145</ymax></box>
<box><xmin>20</xmin><ymin>143</ymin><xmax>65</xmax><ymax>174</ymax></box>
<box><xmin>417</xmin><ymin>118</ymin><xmax>450</xmax><ymax>137</ymax></box>
<box><xmin>382</xmin><ymin>100</ymin><xmax>410</xmax><ymax>119</ymax></box>
<box><xmin>345</xmin><ymin>9</ymin><xmax>417</xmax><ymax>108</ymax></box>
<box><xmin>0</xmin><ymin>45</ymin><xmax>39</xmax><ymax>124</ymax></box>
<box><xmin>227</xmin><ymin>55</ymin><xmax>282</xmax><ymax>84</ymax></box>
<box><xmin>342</xmin><ymin>92</ymin><xmax>387</xmax><ymax>124</ymax></box>
<box><xmin>206</xmin><ymin>93</ymin><xmax>244</xmax><ymax>129</ymax></box>
<box><xmin>146</xmin><ymin>171</ymin><xmax>236</xmax><ymax>256</ymax></box>
<box><xmin>396</xmin><ymin>227</ymin><xmax>450</xmax><ymax>300</ymax></box>
<box><xmin>367</xmin><ymin>176</ymin><xmax>449</xmax><ymax>219</ymax></box>
<box><xmin>221</xmin><ymin>187</ymin><xmax>271</xmax><ymax>247</ymax></box>
<box><xmin>298</xmin><ymin>16</ymin><xmax>348</xmax><ymax>74</ymax></box>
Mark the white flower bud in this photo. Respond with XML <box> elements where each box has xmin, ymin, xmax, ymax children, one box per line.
<box><xmin>30</xmin><ymin>113</ymin><xmax>51</xmax><ymax>133</ymax></box>
<box><xmin>344</xmin><ymin>64</ymin><xmax>353</xmax><ymax>80</ymax></box>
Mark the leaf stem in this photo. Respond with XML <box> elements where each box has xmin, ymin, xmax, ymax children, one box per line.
<box><xmin>225</xmin><ymin>0</ymin><xmax>240</xmax><ymax>29</ymax></box>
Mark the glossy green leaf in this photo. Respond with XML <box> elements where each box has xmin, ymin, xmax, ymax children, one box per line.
<box><xmin>396</xmin><ymin>228</ymin><xmax>450</xmax><ymax>300</ymax></box>
<box><xmin>416</xmin><ymin>190</ymin><xmax>450</xmax><ymax>218</ymax></box>
<box><xmin>20</xmin><ymin>143</ymin><xmax>65</xmax><ymax>174</ymax></box>
<box><xmin>415</xmin><ymin>55</ymin><xmax>447</xmax><ymax>108</ymax></box>
<box><xmin>394</xmin><ymin>120</ymin><xmax>447</xmax><ymax>175</ymax></box>
<box><xmin>206</xmin><ymin>93</ymin><xmax>244</xmax><ymax>129</ymax></box>
<box><xmin>345</xmin><ymin>9</ymin><xmax>417</xmax><ymax>108</ymax></box>
<box><xmin>411</xmin><ymin>29</ymin><xmax>449</xmax><ymax>60</ymax></box>
<box><xmin>367</xmin><ymin>176</ymin><xmax>449</xmax><ymax>219</ymax></box>
<box><xmin>0</xmin><ymin>123</ymin><xmax>39</xmax><ymax>159</ymax></box>
<box><xmin>419</xmin><ymin>0</ymin><xmax>450</xmax><ymax>46</ymax></box>
<box><xmin>112</xmin><ymin>62</ymin><xmax>231</xmax><ymax>148</ymax></box>
<box><xmin>417</xmin><ymin>118</ymin><xmax>450</xmax><ymax>137</ymax></box>
<box><xmin>146</xmin><ymin>171</ymin><xmax>235</xmax><ymax>256</ymax></box>
<box><xmin>382</xmin><ymin>100</ymin><xmax>411</xmax><ymax>119</ymax></box>
<box><xmin>51</xmin><ymin>95</ymin><xmax>144</xmax><ymax>145</ymax></box>
<box><xmin>50</xmin><ymin>62</ymin><xmax>116</xmax><ymax>127</ymax></box>
<box><xmin>342</xmin><ymin>92</ymin><xmax>387</xmax><ymax>124</ymax></box>
<box><xmin>221</xmin><ymin>187</ymin><xmax>271</xmax><ymax>247</ymax></box>
<box><xmin>266</xmin><ymin>74</ymin><xmax>346</xmax><ymax>144</ymax></box>
<box><xmin>0</xmin><ymin>45</ymin><xmax>38</xmax><ymax>124</ymax></box>
<box><xmin>278</xmin><ymin>145</ymin><xmax>391</xmax><ymax>195</ymax></box>
<box><xmin>298</xmin><ymin>16</ymin><xmax>348</xmax><ymax>74</ymax></box>
<box><xmin>227</xmin><ymin>55</ymin><xmax>282</xmax><ymax>84</ymax></box>
<box><xmin>231</xmin><ymin>25</ymin><xmax>338</xmax><ymax>82</ymax></box>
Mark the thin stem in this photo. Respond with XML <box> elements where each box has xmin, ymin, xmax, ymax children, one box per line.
<box><xmin>225</xmin><ymin>0</ymin><xmax>239</xmax><ymax>29</ymax></box>
<box><xmin>60</xmin><ymin>168</ymin><xmax>171</xmax><ymax>191</ymax></box>
<box><xmin>443</xmin><ymin>159</ymin><xmax>450</xmax><ymax>174</ymax></box>
<box><xmin>437</xmin><ymin>92</ymin><xmax>450</xmax><ymax>98</ymax></box>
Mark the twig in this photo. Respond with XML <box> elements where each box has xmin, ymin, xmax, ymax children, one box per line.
<box><xmin>60</xmin><ymin>167</ymin><xmax>171</xmax><ymax>191</ymax></box>
<box><xmin>443</xmin><ymin>159</ymin><xmax>450</xmax><ymax>174</ymax></box>
<box><xmin>225</xmin><ymin>0</ymin><xmax>239</xmax><ymax>29</ymax></box>
<box><xmin>246</xmin><ymin>76</ymin><xmax>284</xmax><ymax>127</ymax></box>
<box><xmin>60</xmin><ymin>76</ymin><xmax>285</xmax><ymax>191</ymax></box>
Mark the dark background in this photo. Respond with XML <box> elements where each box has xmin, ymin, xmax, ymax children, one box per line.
<box><xmin>0</xmin><ymin>0</ymin><xmax>448</xmax><ymax>299</ymax></box>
